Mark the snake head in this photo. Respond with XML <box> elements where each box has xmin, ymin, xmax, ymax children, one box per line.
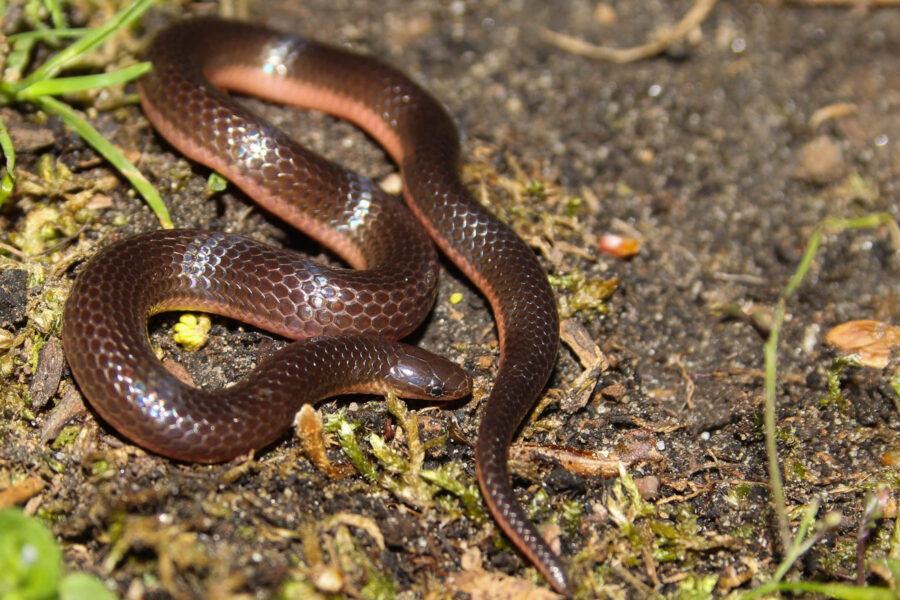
<box><xmin>387</xmin><ymin>345</ymin><xmax>472</xmax><ymax>401</ymax></box>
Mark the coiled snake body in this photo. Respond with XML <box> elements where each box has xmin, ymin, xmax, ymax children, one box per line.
<box><xmin>62</xmin><ymin>17</ymin><xmax>567</xmax><ymax>594</ymax></box>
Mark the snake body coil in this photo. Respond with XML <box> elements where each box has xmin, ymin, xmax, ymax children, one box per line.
<box><xmin>63</xmin><ymin>17</ymin><xmax>566</xmax><ymax>594</ymax></box>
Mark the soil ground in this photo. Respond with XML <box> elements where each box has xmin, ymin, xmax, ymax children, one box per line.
<box><xmin>2</xmin><ymin>1</ymin><xmax>900</xmax><ymax>598</ymax></box>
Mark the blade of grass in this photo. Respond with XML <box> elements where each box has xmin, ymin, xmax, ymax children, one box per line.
<box><xmin>3</xmin><ymin>37</ymin><xmax>37</xmax><ymax>89</ymax></box>
<box><xmin>743</xmin><ymin>580</ymin><xmax>894</xmax><ymax>600</ymax></box>
<box><xmin>769</xmin><ymin>500</ymin><xmax>821</xmax><ymax>583</ymax></box>
<box><xmin>31</xmin><ymin>95</ymin><xmax>172</xmax><ymax>228</ymax></box>
<box><xmin>760</xmin><ymin>211</ymin><xmax>900</xmax><ymax>587</ymax></box>
<box><xmin>41</xmin><ymin>0</ymin><xmax>67</xmax><ymax>30</ymax></box>
<box><xmin>15</xmin><ymin>0</ymin><xmax>157</xmax><ymax>92</ymax></box>
<box><xmin>7</xmin><ymin>28</ymin><xmax>89</xmax><ymax>43</ymax></box>
<box><xmin>765</xmin><ymin>295</ymin><xmax>790</xmax><ymax>550</ymax></box>
<box><xmin>0</xmin><ymin>115</ymin><xmax>15</xmax><ymax>206</ymax></box>
<box><xmin>1</xmin><ymin>0</ymin><xmax>170</xmax><ymax>225</ymax></box>
<box><xmin>18</xmin><ymin>63</ymin><xmax>151</xmax><ymax>98</ymax></box>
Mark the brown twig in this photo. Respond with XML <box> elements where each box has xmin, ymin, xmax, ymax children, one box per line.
<box><xmin>540</xmin><ymin>0</ymin><xmax>719</xmax><ymax>63</ymax></box>
<box><xmin>808</xmin><ymin>102</ymin><xmax>858</xmax><ymax>133</ymax></box>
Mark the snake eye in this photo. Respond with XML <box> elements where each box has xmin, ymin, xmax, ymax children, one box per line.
<box><xmin>429</xmin><ymin>386</ymin><xmax>444</xmax><ymax>397</ymax></box>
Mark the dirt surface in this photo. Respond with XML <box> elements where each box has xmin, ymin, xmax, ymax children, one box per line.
<box><xmin>2</xmin><ymin>1</ymin><xmax>900</xmax><ymax>598</ymax></box>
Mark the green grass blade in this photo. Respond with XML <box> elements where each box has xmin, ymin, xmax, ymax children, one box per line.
<box><xmin>42</xmin><ymin>0</ymin><xmax>67</xmax><ymax>30</ymax></box>
<box><xmin>3</xmin><ymin>37</ymin><xmax>37</xmax><ymax>88</ymax></box>
<box><xmin>773</xmin><ymin>582</ymin><xmax>894</xmax><ymax>600</ymax></box>
<box><xmin>0</xmin><ymin>114</ymin><xmax>16</xmax><ymax>207</ymax></box>
<box><xmin>16</xmin><ymin>0</ymin><xmax>158</xmax><ymax>91</ymax></box>
<box><xmin>7</xmin><ymin>28</ymin><xmax>89</xmax><ymax>43</ymax></box>
<box><xmin>754</xmin><ymin>212</ymin><xmax>900</xmax><ymax>597</ymax></box>
<box><xmin>32</xmin><ymin>95</ymin><xmax>172</xmax><ymax>228</ymax></box>
<box><xmin>18</xmin><ymin>63</ymin><xmax>151</xmax><ymax>98</ymax></box>
<box><xmin>764</xmin><ymin>296</ymin><xmax>789</xmax><ymax>551</ymax></box>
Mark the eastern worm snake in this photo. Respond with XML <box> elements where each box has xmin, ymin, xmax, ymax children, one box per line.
<box><xmin>62</xmin><ymin>17</ymin><xmax>565</xmax><ymax>594</ymax></box>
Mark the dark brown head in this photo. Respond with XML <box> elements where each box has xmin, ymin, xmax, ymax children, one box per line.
<box><xmin>386</xmin><ymin>344</ymin><xmax>471</xmax><ymax>401</ymax></box>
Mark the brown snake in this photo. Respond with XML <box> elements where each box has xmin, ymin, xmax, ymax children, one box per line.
<box><xmin>62</xmin><ymin>17</ymin><xmax>566</xmax><ymax>594</ymax></box>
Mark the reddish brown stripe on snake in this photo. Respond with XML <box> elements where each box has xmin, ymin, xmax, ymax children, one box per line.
<box><xmin>62</xmin><ymin>17</ymin><xmax>565</xmax><ymax>594</ymax></box>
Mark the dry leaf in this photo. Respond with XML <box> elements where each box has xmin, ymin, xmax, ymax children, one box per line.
<box><xmin>446</xmin><ymin>548</ymin><xmax>561</xmax><ymax>600</ymax></box>
<box><xmin>510</xmin><ymin>434</ymin><xmax>663</xmax><ymax>479</ymax></box>
<box><xmin>825</xmin><ymin>319</ymin><xmax>900</xmax><ymax>368</ymax></box>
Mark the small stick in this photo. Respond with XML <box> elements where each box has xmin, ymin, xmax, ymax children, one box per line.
<box><xmin>540</xmin><ymin>0</ymin><xmax>719</xmax><ymax>64</ymax></box>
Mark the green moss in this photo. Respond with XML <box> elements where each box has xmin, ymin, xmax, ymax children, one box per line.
<box><xmin>420</xmin><ymin>462</ymin><xmax>484</xmax><ymax>521</ymax></box>
<box><xmin>34</xmin><ymin>509</ymin><xmax>66</xmax><ymax>525</ymax></box>
<box><xmin>775</xmin><ymin>425</ymin><xmax>795</xmax><ymax>443</ymax></box>
<box><xmin>527</xmin><ymin>487</ymin><xmax>551</xmax><ymax>521</ymax></box>
<box><xmin>733</xmin><ymin>484</ymin><xmax>752</xmax><ymax>500</ymax></box>
<box><xmin>237</xmin><ymin>524</ymin><xmax>257</xmax><ymax>540</ymax></box>
<box><xmin>8</xmin><ymin>204</ymin><xmax>70</xmax><ymax>256</ymax></box>
<box><xmin>648</xmin><ymin>519</ymin><xmax>679</xmax><ymax>541</ymax></box>
<box><xmin>788</xmin><ymin>460</ymin><xmax>809</xmax><ymax>482</ymax></box>
<box><xmin>548</xmin><ymin>270</ymin><xmax>618</xmax><ymax>319</ymax></box>
<box><xmin>891</xmin><ymin>369</ymin><xmax>900</xmax><ymax>404</ymax></box>
<box><xmin>49</xmin><ymin>425</ymin><xmax>80</xmax><ymax>450</ymax></box>
<box><xmin>367</xmin><ymin>431</ymin><xmax>408</xmax><ymax>474</ymax></box>
<box><xmin>730</xmin><ymin>524</ymin><xmax>756</xmax><ymax>538</ymax></box>
<box><xmin>42</xmin><ymin>454</ymin><xmax>65</xmax><ymax>474</ymax></box>
<box><xmin>523</xmin><ymin>179</ymin><xmax>547</xmax><ymax>200</ymax></box>
<box><xmin>326</xmin><ymin>411</ymin><xmax>378</xmax><ymax>484</ymax></box>
<box><xmin>277</xmin><ymin>580</ymin><xmax>322</xmax><ymax>600</ymax></box>
<box><xmin>816</xmin><ymin>536</ymin><xmax>859</xmax><ymax>574</ymax></box>
<box><xmin>674</xmin><ymin>573</ymin><xmax>718</xmax><ymax>599</ymax></box>
<box><xmin>360</xmin><ymin>569</ymin><xmax>397</xmax><ymax>600</ymax></box>
<box><xmin>563</xmin><ymin>195</ymin><xmax>582</xmax><ymax>217</ymax></box>
<box><xmin>821</xmin><ymin>355</ymin><xmax>863</xmax><ymax>410</ymax></box>
<box><xmin>722</xmin><ymin>484</ymin><xmax>753</xmax><ymax>510</ymax></box>
<box><xmin>560</xmin><ymin>500</ymin><xmax>584</xmax><ymax>537</ymax></box>
<box><xmin>32</xmin><ymin>287</ymin><xmax>67</xmax><ymax>336</ymax></box>
<box><xmin>88</xmin><ymin>459</ymin><xmax>113</xmax><ymax>479</ymax></box>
